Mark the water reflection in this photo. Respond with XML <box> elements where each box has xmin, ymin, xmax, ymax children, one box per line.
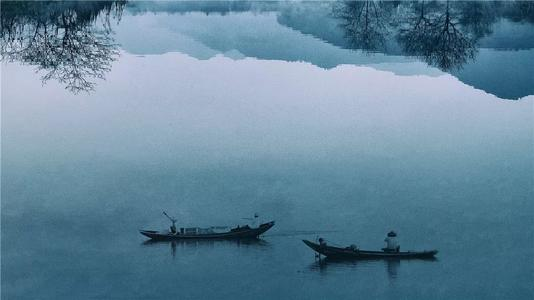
<box><xmin>142</xmin><ymin>239</ymin><xmax>270</xmax><ymax>258</ymax></box>
<box><xmin>2</xmin><ymin>1</ymin><xmax>532</xmax><ymax>97</ymax></box>
<box><xmin>332</xmin><ymin>1</ymin><xmax>392</xmax><ymax>52</ymax></box>
<box><xmin>386</xmin><ymin>259</ymin><xmax>400</xmax><ymax>279</ymax></box>
<box><xmin>333</xmin><ymin>0</ymin><xmax>533</xmax><ymax>71</ymax></box>
<box><xmin>310</xmin><ymin>257</ymin><xmax>437</xmax><ymax>279</ymax></box>
<box><xmin>0</xmin><ymin>1</ymin><xmax>125</xmax><ymax>93</ymax></box>
<box><xmin>396</xmin><ymin>1</ymin><xmax>477</xmax><ymax>71</ymax></box>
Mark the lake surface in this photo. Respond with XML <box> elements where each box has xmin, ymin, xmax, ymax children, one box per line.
<box><xmin>1</xmin><ymin>1</ymin><xmax>533</xmax><ymax>299</ymax></box>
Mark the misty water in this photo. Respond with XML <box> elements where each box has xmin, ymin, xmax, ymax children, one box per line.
<box><xmin>1</xmin><ymin>1</ymin><xmax>533</xmax><ymax>299</ymax></box>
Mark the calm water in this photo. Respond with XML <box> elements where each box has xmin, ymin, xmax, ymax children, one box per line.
<box><xmin>2</xmin><ymin>1</ymin><xmax>534</xmax><ymax>299</ymax></box>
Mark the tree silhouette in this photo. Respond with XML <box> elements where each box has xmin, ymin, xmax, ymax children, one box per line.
<box><xmin>332</xmin><ymin>0</ymin><xmax>530</xmax><ymax>71</ymax></box>
<box><xmin>332</xmin><ymin>1</ymin><xmax>396</xmax><ymax>52</ymax></box>
<box><xmin>1</xmin><ymin>1</ymin><xmax>125</xmax><ymax>93</ymax></box>
<box><xmin>396</xmin><ymin>1</ymin><xmax>478</xmax><ymax>71</ymax></box>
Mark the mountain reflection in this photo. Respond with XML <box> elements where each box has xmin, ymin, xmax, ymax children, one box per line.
<box><xmin>0</xmin><ymin>1</ymin><xmax>125</xmax><ymax>93</ymax></box>
<box><xmin>1</xmin><ymin>1</ymin><xmax>532</xmax><ymax>96</ymax></box>
<box><xmin>332</xmin><ymin>0</ymin><xmax>533</xmax><ymax>71</ymax></box>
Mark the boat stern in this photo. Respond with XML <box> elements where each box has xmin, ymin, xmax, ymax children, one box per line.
<box><xmin>139</xmin><ymin>230</ymin><xmax>159</xmax><ymax>239</ymax></box>
<box><xmin>255</xmin><ymin>220</ymin><xmax>275</xmax><ymax>236</ymax></box>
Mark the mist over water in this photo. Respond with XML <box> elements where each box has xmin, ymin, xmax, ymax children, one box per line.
<box><xmin>2</xmin><ymin>1</ymin><xmax>533</xmax><ymax>299</ymax></box>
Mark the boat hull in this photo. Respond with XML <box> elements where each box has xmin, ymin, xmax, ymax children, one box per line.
<box><xmin>140</xmin><ymin>221</ymin><xmax>275</xmax><ymax>240</ymax></box>
<box><xmin>302</xmin><ymin>240</ymin><xmax>438</xmax><ymax>259</ymax></box>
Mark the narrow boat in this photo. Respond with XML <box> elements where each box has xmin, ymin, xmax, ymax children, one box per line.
<box><xmin>302</xmin><ymin>239</ymin><xmax>438</xmax><ymax>259</ymax></box>
<box><xmin>140</xmin><ymin>221</ymin><xmax>275</xmax><ymax>240</ymax></box>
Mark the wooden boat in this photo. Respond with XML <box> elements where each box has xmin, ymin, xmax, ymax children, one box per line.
<box><xmin>302</xmin><ymin>239</ymin><xmax>438</xmax><ymax>259</ymax></box>
<box><xmin>140</xmin><ymin>221</ymin><xmax>275</xmax><ymax>240</ymax></box>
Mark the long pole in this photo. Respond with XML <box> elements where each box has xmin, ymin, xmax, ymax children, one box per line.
<box><xmin>163</xmin><ymin>211</ymin><xmax>176</xmax><ymax>223</ymax></box>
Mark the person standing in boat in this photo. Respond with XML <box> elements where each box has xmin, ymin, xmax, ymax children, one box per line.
<box><xmin>384</xmin><ymin>231</ymin><xmax>400</xmax><ymax>252</ymax></box>
<box><xmin>169</xmin><ymin>220</ymin><xmax>177</xmax><ymax>234</ymax></box>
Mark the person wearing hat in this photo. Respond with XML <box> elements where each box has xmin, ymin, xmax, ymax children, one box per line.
<box><xmin>384</xmin><ymin>231</ymin><xmax>400</xmax><ymax>252</ymax></box>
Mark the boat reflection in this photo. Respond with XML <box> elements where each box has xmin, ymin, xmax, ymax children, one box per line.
<box><xmin>386</xmin><ymin>258</ymin><xmax>400</xmax><ymax>279</ymax></box>
<box><xmin>309</xmin><ymin>256</ymin><xmax>437</xmax><ymax>279</ymax></box>
<box><xmin>142</xmin><ymin>238</ymin><xmax>270</xmax><ymax>258</ymax></box>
